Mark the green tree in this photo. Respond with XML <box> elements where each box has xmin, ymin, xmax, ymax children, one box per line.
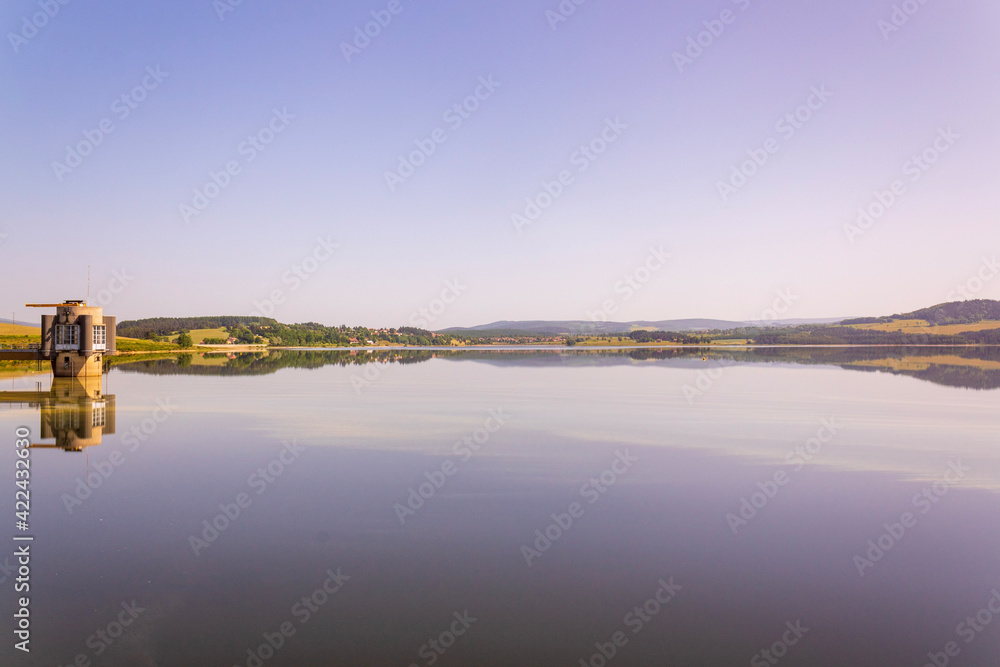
<box><xmin>177</xmin><ymin>332</ymin><xmax>193</xmax><ymax>348</ymax></box>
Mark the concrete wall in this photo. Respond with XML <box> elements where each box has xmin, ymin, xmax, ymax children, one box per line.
<box><xmin>47</xmin><ymin>304</ymin><xmax>111</xmax><ymax>378</ymax></box>
<box><xmin>40</xmin><ymin>315</ymin><xmax>54</xmax><ymax>356</ymax></box>
<box><xmin>105</xmin><ymin>316</ymin><xmax>117</xmax><ymax>353</ymax></box>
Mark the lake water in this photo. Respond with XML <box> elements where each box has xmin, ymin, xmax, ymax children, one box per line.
<box><xmin>2</xmin><ymin>347</ymin><xmax>999</xmax><ymax>666</ymax></box>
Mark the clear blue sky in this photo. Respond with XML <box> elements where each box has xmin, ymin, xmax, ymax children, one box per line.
<box><xmin>2</xmin><ymin>0</ymin><xmax>998</xmax><ymax>327</ymax></box>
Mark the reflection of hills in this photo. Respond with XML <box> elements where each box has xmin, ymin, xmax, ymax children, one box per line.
<box><xmin>451</xmin><ymin>347</ymin><xmax>1000</xmax><ymax>391</ymax></box>
<box><xmin>109</xmin><ymin>347</ymin><xmax>1000</xmax><ymax>391</ymax></box>
<box><xmin>727</xmin><ymin>347</ymin><xmax>1000</xmax><ymax>390</ymax></box>
<box><xmin>844</xmin><ymin>363</ymin><xmax>1000</xmax><ymax>390</ymax></box>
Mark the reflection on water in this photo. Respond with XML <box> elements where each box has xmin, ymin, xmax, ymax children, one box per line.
<box><xmin>111</xmin><ymin>346</ymin><xmax>1000</xmax><ymax>390</ymax></box>
<box><xmin>1</xmin><ymin>348</ymin><xmax>998</xmax><ymax>665</ymax></box>
<box><xmin>0</xmin><ymin>376</ymin><xmax>115</xmax><ymax>451</ymax></box>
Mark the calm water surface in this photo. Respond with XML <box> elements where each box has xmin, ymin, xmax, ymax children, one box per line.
<box><xmin>1</xmin><ymin>348</ymin><xmax>999</xmax><ymax>666</ymax></box>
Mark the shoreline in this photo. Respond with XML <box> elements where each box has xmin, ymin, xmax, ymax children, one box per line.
<box><xmin>2</xmin><ymin>343</ymin><xmax>997</xmax><ymax>381</ymax></box>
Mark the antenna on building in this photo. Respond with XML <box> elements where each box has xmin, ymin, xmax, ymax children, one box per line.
<box><xmin>87</xmin><ymin>266</ymin><xmax>91</xmax><ymax>304</ymax></box>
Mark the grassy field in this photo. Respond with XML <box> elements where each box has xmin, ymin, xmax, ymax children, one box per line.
<box><xmin>165</xmin><ymin>327</ymin><xmax>230</xmax><ymax>344</ymax></box>
<box><xmin>0</xmin><ymin>330</ymin><xmax>45</xmax><ymax>373</ymax></box>
<box><xmin>0</xmin><ymin>335</ymin><xmax>35</xmax><ymax>347</ymax></box>
<box><xmin>574</xmin><ymin>337</ymin><xmax>722</xmax><ymax>347</ymax></box>
<box><xmin>849</xmin><ymin>319</ymin><xmax>1000</xmax><ymax>335</ymax></box>
<box><xmin>116</xmin><ymin>337</ymin><xmax>182</xmax><ymax>352</ymax></box>
<box><xmin>847</xmin><ymin>319</ymin><xmax>928</xmax><ymax>332</ymax></box>
<box><xmin>575</xmin><ymin>337</ymin><xmax>637</xmax><ymax>346</ymax></box>
<box><xmin>0</xmin><ymin>323</ymin><xmax>40</xmax><ymax>336</ymax></box>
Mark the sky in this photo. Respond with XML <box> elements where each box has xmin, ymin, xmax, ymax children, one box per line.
<box><xmin>2</xmin><ymin>0</ymin><xmax>999</xmax><ymax>328</ymax></box>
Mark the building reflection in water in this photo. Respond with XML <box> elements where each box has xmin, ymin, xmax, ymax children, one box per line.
<box><xmin>0</xmin><ymin>375</ymin><xmax>115</xmax><ymax>451</ymax></box>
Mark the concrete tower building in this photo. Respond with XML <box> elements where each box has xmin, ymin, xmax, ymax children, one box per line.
<box><xmin>31</xmin><ymin>300</ymin><xmax>117</xmax><ymax>378</ymax></box>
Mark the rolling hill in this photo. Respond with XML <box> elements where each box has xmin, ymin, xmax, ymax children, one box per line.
<box><xmin>748</xmin><ymin>300</ymin><xmax>1000</xmax><ymax>345</ymax></box>
<box><xmin>0</xmin><ymin>323</ymin><xmax>41</xmax><ymax>336</ymax></box>
<box><xmin>843</xmin><ymin>299</ymin><xmax>1000</xmax><ymax>329</ymax></box>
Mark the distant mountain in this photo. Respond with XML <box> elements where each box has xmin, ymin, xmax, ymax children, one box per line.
<box><xmin>0</xmin><ymin>318</ymin><xmax>40</xmax><ymax>328</ymax></box>
<box><xmin>439</xmin><ymin>300</ymin><xmax>1000</xmax><ymax>341</ymax></box>
<box><xmin>439</xmin><ymin>317</ymin><xmax>846</xmax><ymax>336</ymax></box>
<box><xmin>744</xmin><ymin>317</ymin><xmax>853</xmax><ymax>327</ymax></box>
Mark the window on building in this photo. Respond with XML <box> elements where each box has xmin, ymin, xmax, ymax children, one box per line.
<box><xmin>94</xmin><ymin>325</ymin><xmax>106</xmax><ymax>347</ymax></box>
<box><xmin>56</xmin><ymin>409</ymin><xmax>79</xmax><ymax>431</ymax></box>
<box><xmin>56</xmin><ymin>325</ymin><xmax>79</xmax><ymax>346</ymax></box>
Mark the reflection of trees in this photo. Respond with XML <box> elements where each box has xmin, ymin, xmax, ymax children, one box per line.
<box><xmin>845</xmin><ymin>362</ymin><xmax>1000</xmax><ymax>391</ymax></box>
<box><xmin>109</xmin><ymin>346</ymin><xmax>1000</xmax><ymax>390</ymax></box>
<box><xmin>112</xmin><ymin>350</ymin><xmax>439</xmax><ymax>377</ymax></box>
